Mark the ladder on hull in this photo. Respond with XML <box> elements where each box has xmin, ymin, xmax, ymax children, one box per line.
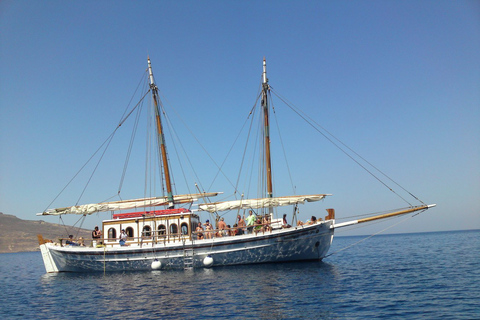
<box><xmin>183</xmin><ymin>248</ymin><xmax>194</xmax><ymax>269</ymax></box>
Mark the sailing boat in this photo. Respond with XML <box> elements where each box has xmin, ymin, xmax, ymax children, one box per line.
<box><xmin>37</xmin><ymin>58</ymin><xmax>435</xmax><ymax>273</ymax></box>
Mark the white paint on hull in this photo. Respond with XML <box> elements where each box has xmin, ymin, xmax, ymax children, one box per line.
<box><xmin>40</xmin><ymin>221</ymin><xmax>334</xmax><ymax>273</ymax></box>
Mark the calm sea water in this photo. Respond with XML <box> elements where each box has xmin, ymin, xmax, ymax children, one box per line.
<box><xmin>0</xmin><ymin>230</ymin><xmax>478</xmax><ymax>319</ymax></box>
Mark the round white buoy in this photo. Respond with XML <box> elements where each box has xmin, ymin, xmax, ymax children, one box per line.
<box><xmin>151</xmin><ymin>259</ymin><xmax>162</xmax><ymax>270</ymax></box>
<box><xmin>203</xmin><ymin>255</ymin><xmax>214</xmax><ymax>267</ymax></box>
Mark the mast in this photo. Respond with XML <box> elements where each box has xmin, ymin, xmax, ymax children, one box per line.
<box><xmin>262</xmin><ymin>57</ymin><xmax>273</xmax><ymax>200</ymax></box>
<box><xmin>148</xmin><ymin>57</ymin><xmax>174</xmax><ymax>208</ymax></box>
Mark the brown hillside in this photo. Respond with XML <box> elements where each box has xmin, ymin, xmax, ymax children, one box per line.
<box><xmin>0</xmin><ymin>212</ymin><xmax>91</xmax><ymax>253</ymax></box>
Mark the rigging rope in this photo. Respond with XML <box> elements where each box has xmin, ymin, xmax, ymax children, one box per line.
<box><xmin>58</xmin><ymin>214</ymin><xmax>87</xmax><ymax>239</ymax></box>
<box><xmin>154</xmin><ymin>90</ymin><xmax>239</xmax><ymax>194</ymax></box>
<box><xmin>118</xmin><ymin>100</ymin><xmax>143</xmax><ymax>193</ymax></box>
<box><xmin>325</xmin><ymin>211</ymin><xmax>425</xmax><ymax>258</ymax></box>
<box><xmin>269</xmin><ymin>92</ymin><xmax>295</xmax><ymax>194</ymax></box>
<box><xmin>43</xmin><ymin>89</ymin><xmax>151</xmax><ymax>212</ymax></box>
<box><xmin>270</xmin><ymin>87</ymin><xmax>425</xmax><ymax>206</ymax></box>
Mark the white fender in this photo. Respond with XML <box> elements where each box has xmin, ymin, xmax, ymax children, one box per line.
<box><xmin>151</xmin><ymin>259</ymin><xmax>162</xmax><ymax>270</ymax></box>
<box><xmin>203</xmin><ymin>255</ymin><xmax>214</xmax><ymax>267</ymax></box>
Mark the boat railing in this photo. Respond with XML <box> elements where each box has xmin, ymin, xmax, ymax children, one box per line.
<box><xmin>57</xmin><ymin>233</ymin><xmax>189</xmax><ymax>248</ymax></box>
<box><xmin>192</xmin><ymin>222</ymin><xmax>275</xmax><ymax>240</ymax></box>
<box><xmin>54</xmin><ymin>221</ymin><xmax>278</xmax><ymax>248</ymax></box>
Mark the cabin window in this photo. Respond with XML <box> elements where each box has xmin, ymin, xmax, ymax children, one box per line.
<box><xmin>170</xmin><ymin>223</ymin><xmax>178</xmax><ymax>235</ymax></box>
<box><xmin>158</xmin><ymin>224</ymin><xmax>166</xmax><ymax>237</ymax></box>
<box><xmin>181</xmin><ymin>222</ymin><xmax>189</xmax><ymax>235</ymax></box>
<box><xmin>108</xmin><ymin>228</ymin><xmax>116</xmax><ymax>240</ymax></box>
<box><xmin>126</xmin><ymin>227</ymin><xmax>134</xmax><ymax>238</ymax></box>
<box><xmin>142</xmin><ymin>225</ymin><xmax>151</xmax><ymax>237</ymax></box>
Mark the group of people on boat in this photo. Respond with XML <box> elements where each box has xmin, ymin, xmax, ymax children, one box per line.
<box><xmin>193</xmin><ymin>211</ymin><xmax>323</xmax><ymax>240</ymax></box>
<box><xmin>194</xmin><ymin>210</ymin><xmax>277</xmax><ymax>240</ymax></box>
<box><xmin>63</xmin><ymin>226</ymin><xmax>102</xmax><ymax>247</ymax></box>
<box><xmin>65</xmin><ymin>235</ymin><xmax>85</xmax><ymax>246</ymax></box>
<box><xmin>63</xmin><ymin>213</ymin><xmax>321</xmax><ymax>246</ymax></box>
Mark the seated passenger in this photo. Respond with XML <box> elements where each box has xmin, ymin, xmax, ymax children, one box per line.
<box><xmin>66</xmin><ymin>235</ymin><xmax>79</xmax><ymax>246</ymax></box>
<box><xmin>254</xmin><ymin>218</ymin><xmax>263</xmax><ymax>233</ymax></box>
<box><xmin>232</xmin><ymin>223</ymin><xmax>239</xmax><ymax>236</ymax></box>
<box><xmin>263</xmin><ymin>216</ymin><xmax>272</xmax><ymax>232</ymax></box>
<box><xmin>306</xmin><ymin>216</ymin><xmax>317</xmax><ymax>225</ymax></box>
<box><xmin>226</xmin><ymin>225</ymin><xmax>232</xmax><ymax>236</ymax></box>
<box><xmin>119</xmin><ymin>229</ymin><xmax>129</xmax><ymax>246</ymax></box>
<box><xmin>204</xmin><ymin>220</ymin><xmax>213</xmax><ymax>239</ymax></box>
<box><xmin>282</xmin><ymin>214</ymin><xmax>291</xmax><ymax>228</ymax></box>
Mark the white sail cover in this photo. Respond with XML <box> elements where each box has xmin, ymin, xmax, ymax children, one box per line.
<box><xmin>198</xmin><ymin>194</ymin><xmax>329</xmax><ymax>213</ymax></box>
<box><xmin>37</xmin><ymin>192</ymin><xmax>221</xmax><ymax>216</ymax></box>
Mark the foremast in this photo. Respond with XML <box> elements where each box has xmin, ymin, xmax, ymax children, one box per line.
<box><xmin>148</xmin><ymin>57</ymin><xmax>174</xmax><ymax>208</ymax></box>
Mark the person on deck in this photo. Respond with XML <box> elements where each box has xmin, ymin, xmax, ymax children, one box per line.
<box><xmin>218</xmin><ymin>217</ymin><xmax>227</xmax><ymax>236</ymax></box>
<box><xmin>196</xmin><ymin>222</ymin><xmax>204</xmax><ymax>240</ymax></box>
<box><xmin>246</xmin><ymin>210</ymin><xmax>256</xmax><ymax>234</ymax></box>
<box><xmin>237</xmin><ymin>215</ymin><xmax>246</xmax><ymax>235</ymax></box>
<box><xmin>305</xmin><ymin>216</ymin><xmax>317</xmax><ymax>225</ymax></box>
<box><xmin>66</xmin><ymin>235</ymin><xmax>79</xmax><ymax>246</ymax></box>
<box><xmin>262</xmin><ymin>215</ymin><xmax>271</xmax><ymax>232</ymax></box>
<box><xmin>119</xmin><ymin>229</ymin><xmax>129</xmax><ymax>246</ymax></box>
<box><xmin>282</xmin><ymin>214</ymin><xmax>291</xmax><ymax>228</ymax></box>
<box><xmin>254</xmin><ymin>217</ymin><xmax>263</xmax><ymax>234</ymax></box>
<box><xmin>92</xmin><ymin>226</ymin><xmax>102</xmax><ymax>246</ymax></box>
<box><xmin>204</xmin><ymin>220</ymin><xmax>213</xmax><ymax>239</ymax></box>
<box><xmin>92</xmin><ymin>226</ymin><xmax>102</xmax><ymax>239</ymax></box>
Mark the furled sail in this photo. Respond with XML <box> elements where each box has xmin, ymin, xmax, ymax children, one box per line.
<box><xmin>37</xmin><ymin>192</ymin><xmax>221</xmax><ymax>216</ymax></box>
<box><xmin>198</xmin><ymin>194</ymin><xmax>330</xmax><ymax>213</ymax></box>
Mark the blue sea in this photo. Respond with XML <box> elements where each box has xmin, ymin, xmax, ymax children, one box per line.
<box><xmin>0</xmin><ymin>230</ymin><xmax>478</xmax><ymax>319</ymax></box>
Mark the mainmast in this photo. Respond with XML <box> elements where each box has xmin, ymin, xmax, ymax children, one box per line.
<box><xmin>148</xmin><ymin>57</ymin><xmax>174</xmax><ymax>208</ymax></box>
<box><xmin>262</xmin><ymin>58</ymin><xmax>274</xmax><ymax>200</ymax></box>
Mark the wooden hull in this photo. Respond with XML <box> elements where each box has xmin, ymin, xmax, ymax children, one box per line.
<box><xmin>39</xmin><ymin>221</ymin><xmax>334</xmax><ymax>273</ymax></box>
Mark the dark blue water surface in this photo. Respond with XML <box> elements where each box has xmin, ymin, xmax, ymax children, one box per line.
<box><xmin>1</xmin><ymin>230</ymin><xmax>478</xmax><ymax>319</ymax></box>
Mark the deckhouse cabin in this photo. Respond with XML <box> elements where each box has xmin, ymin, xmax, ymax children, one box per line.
<box><xmin>102</xmin><ymin>208</ymin><xmax>200</xmax><ymax>246</ymax></box>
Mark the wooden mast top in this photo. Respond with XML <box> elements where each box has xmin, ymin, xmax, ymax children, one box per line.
<box><xmin>262</xmin><ymin>57</ymin><xmax>274</xmax><ymax>199</ymax></box>
<box><xmin>148</xmin><ymin>57</ymin><xmax>174</xmax><ymax>208</ymax></box>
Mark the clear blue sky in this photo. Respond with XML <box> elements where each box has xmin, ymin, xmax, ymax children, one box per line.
<box><xmin>1</xmin><ymin>1</ymin><xmax>479</xmax><ymax>235</ymax></box>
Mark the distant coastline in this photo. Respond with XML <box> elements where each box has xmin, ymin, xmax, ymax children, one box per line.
<box><xmin>0</xmin><ymin>212</ymin><xmax>91</xmax><ymax>253</ymax></box>
<box><xmin>1</xmin><ymin>212</ymin><xmax>477</xmax><ymax>253</ymax></box>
